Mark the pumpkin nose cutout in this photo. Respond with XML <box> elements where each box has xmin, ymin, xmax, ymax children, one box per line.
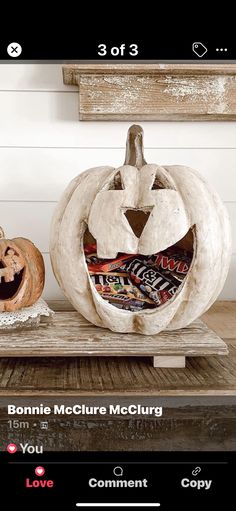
<box><xmin>124</xmin><ymin>209</ymin><xmax>152</xmax><ymax>238</ymax></box>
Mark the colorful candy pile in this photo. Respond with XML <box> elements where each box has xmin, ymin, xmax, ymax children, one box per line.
<box><xmin>85</xmin><ymin>244</ymin><xmax>193</xmax><ymax>312</ymax></box>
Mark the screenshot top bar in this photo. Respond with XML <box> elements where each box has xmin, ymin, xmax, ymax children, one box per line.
<box><xmin>0</xmin><ymin>37</ymin><xmax>234</xmax><ymax>60</ymax></box>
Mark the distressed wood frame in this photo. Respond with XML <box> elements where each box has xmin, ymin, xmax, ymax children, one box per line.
<box><xmin>63</xmin><ymin>64</ymin><xmax>236</xmax><ymax>120</ymax></box>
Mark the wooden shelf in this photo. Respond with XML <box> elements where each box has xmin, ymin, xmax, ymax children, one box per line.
<box><xmin>63</xmin><ymin>64</ymin><xmax>236</xmax><ymax>121</ymax></box>
<box><xmin>0</xmin><ymin>301</ymin><xmax>234</xmax><ymax>397</ymax></box>
<box><xmin>0</xmin><ymin>345</ymin><xmax>235</xmax><ymax>397</ymax></box>
<box><xmin>0</xmin><ymin>313</ymin><xmax>228</xmax><ymax>369</ymax></box>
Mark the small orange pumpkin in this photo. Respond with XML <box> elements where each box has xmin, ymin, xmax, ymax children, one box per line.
<box><xmin>0</xmin><ymin>227</ymin><xmax>45</xmax><ymax>312</ymax></box>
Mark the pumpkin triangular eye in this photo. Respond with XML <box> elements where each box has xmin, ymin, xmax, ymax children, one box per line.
<box><xmin>108</xmin><ymin>172</ymin><xmax>124</xmax><ymax>190</ymax></box>
<box><xmin>151</xmin><ymin>177</ymin><xmax>166</xmax><ymax>190</ymax></box>
<box><xmin>5</xmin><ymin>247</ymin><xmax>18</xmax><ymax>256</ymax></box>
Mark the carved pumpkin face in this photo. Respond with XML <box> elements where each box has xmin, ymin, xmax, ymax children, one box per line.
<box><xmin>50</xmin><ymin>125</ymin><xmax>231</xmax><ymax>335</ymax></box>
<box><xmin>88</xmin><ymin>164</ymin><xmax>191</xmax><ymax>259</ymax></box>
<box><xmin>0</xmin><ymin>227</ymin><xmax>45</xmax><ymax>312</ymax></box>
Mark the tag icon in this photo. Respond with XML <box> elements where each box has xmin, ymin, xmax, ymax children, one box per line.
<box><xmin>192</xmin><ymin>42</ymin><xmax>208</xmax><ymax>57</ymax></box>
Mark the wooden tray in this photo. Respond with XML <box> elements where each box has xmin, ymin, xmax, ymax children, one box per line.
<box><xmin>0</xmin><ymin>312</ymin><xmax>228</xmax><ymax>368</ymax></box>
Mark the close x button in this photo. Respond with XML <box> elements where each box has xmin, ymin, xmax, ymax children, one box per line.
<box><xmin>7</xmin><ymin>42</ymin><xmax>22</xmax><ymax>58</ymax></box>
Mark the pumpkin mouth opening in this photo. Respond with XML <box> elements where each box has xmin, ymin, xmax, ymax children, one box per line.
<box><xmin>0</xmin><ymin>265</ymin><xmax>24</xmax><ymax>300</ymax></box>
<box><xmin>84</xmin><ymin>228</ymin><xmax>194</xmax><ymax>312</ymax></box>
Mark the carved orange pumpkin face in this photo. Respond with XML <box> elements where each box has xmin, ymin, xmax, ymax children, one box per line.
<box><xmin>0</xmin><ymin>243</ymin><xmax>25</xmax><ymax>301</ymax></box>
<box><xmin>0</xmin><ymin>227</ymin><xmax>45</xmax><ymax>312</ymax></box>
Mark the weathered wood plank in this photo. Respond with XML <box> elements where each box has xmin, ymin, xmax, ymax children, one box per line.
<box><xmin>47</xmin><ymin>300</ymin><xmax>74</xmax><ymax>311</ymax></box>
<box><xmin>0</xmin><ymin>343</ymin><xmax>235</xmax><ymax>396</ymax></box>
<box><xmin>0</xmin><ymin>313</ymin><xmax>227</xmax><ymax>357</ymax></box>
<box><xmin>63</xmin><ymin>64</ymin><xmax>236</xmax><ymax>81</ymax></box>
<box><xmin>48</xmin><ymin>300</ymin><xmax>236</xmax><ymax>341</ymax></box>
<box><xmin>63</xmin><ymin>64</ymin><xmax>236</xmax><ymax>120</ymax></box>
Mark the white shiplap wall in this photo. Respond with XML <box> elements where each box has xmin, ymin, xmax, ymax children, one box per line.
<box><xmin>0</xmin><ymin>64</ymin><xmax>235</xmax><ymax>301</ymax></box>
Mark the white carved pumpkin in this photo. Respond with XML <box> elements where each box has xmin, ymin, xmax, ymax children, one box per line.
<box><xmin>50</xmin><ymin>125</ymin><xmax>231</xmax><ymax>335</ymax></box>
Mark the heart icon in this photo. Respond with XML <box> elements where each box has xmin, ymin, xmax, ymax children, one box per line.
<box><xmin>7</xmin><ymin>443</ymin><xmax>17</xmax><ymax>454</ymax></box>
<box><xmin>35</xmin><ymin>466</ymin><xmax>45</xmax><ymax>477</ymax></box>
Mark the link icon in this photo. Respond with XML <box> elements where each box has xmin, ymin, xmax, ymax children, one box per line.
<box><xmin>192</xmin><ymin>466</ymin><xmax>201</xmax><ymax>476</ymax></box>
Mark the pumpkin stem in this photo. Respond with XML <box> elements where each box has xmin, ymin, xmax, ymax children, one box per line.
<box><xmin>124</xmin><ymin>124</ymin><xmax>147</xmax><ymax>169</ymax></box>
<box><xmin>0</xmin><ymin>227</ymin><xmax>5</xmax><ymax>239</ymax></box>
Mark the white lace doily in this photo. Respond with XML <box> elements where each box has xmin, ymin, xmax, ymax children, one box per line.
<box><xmin>0</xmin><ymin>298</ymin><xmax>54</xmax><ymax>329</ymax></box>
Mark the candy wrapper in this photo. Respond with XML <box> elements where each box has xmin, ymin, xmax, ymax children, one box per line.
<box><xmin>84</xmin><ymin>243</ymin><xmax>193</xmax><ymax>311</ymax></box>
<box><xmin>125</xmin><ymin>258</ymin><xmax>180</xmax><ymax>306</ymax></box>
<box><xmin>88</xmin><ymin>253</ymin><xmax>135</xmax><ymax>273</ymax></box>
<box><xmin>144</xmin><ymin>247</ymin><xmax>192</xmax><ymax>282</ymax></box>
<box><xmin>90</xmin><ymin>271</ymin><xmax>156</xmax><ymax>310</ymax></box>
